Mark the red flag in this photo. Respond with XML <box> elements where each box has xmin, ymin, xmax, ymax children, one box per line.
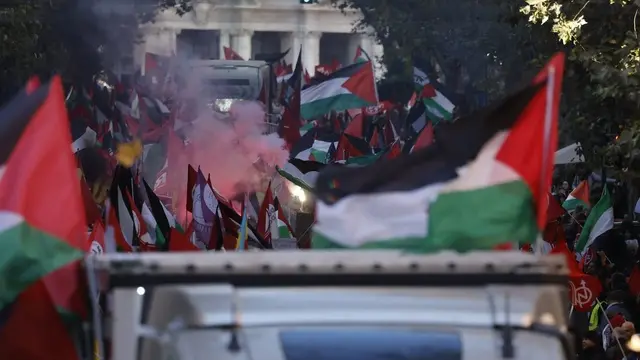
<box><xmin>569</xmin><ymin>274</ymin><xmax>602</xmax><ymax>312</ymax></box>
<box><xmin>546</xmin><ymin>192</ymin><xmax>566</xmax><ymax>221</ymax></box>
<box><xmin>412</xmin><ymin>121</ymin><xmax>434</xmax><ymax>152</ymax></box>
<box><xmin>257</xmin><ymin>183</ymin><xmax>274</xmax><ymax>242</ymax></box>
<box><xmin>280</xmin><ymin>51</ymin><xmax>303</xmax><ymax>149</ymax></box>
<box><xmin>344</xmin><ymin>113</ymin><xmax>364</xmax><ymax>138</ymax></box>
<box><xmin>550</xmin><ymin>238</ymin><xmax>580</xmax><ymax>276</ymax></box>
<box><xmin>223</xmin><ymin>46</ymin><xmax>244</xmax><ymax>60</ymax></box>
<box><xmin>186</xmin><ymin>164</ymin><xmax>197</xmax><ymax>213</ymax></box>
<box><xmin>385</xmin><ymin>141</ymin><xmax>402</xmax><ymax>160</ymax></box>
<box><xmin>88</xmin><ymin>221</ymin><xmax>106</xmax><ymax>254</ymax></box>
<box><xmin>169</xmin><ymin>227</ymin><xmax>200</xmax><ymax>251</ymax></box>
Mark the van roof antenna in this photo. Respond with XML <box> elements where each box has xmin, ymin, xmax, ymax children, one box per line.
<box><xmin>501</xmin><ymin>292</ymin><xmax>514</xmax><ymax>359</ymax></box>
<box><xmin>227</xmin><ymin>287</ymin><xmax>242</xmax><ymax>352</ymax></box>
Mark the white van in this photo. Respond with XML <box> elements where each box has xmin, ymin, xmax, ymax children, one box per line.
<box><xmin>86</xmin><ymin>250</ymin><xmax>573</xmax><ymax>360</ymax></box>
<box><xmin>186</xmin><ymin>60</ymin><xmax>273</xmax><ymax>114</ymax></box>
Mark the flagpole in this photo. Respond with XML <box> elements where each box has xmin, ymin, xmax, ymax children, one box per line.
<box><xmin>597</xmin><ymin>299</ymin><xmax>627</xmax><ymax>358</ymax></box>
<box><xmin>536</xmin><ymin>64</ymin><xmax>556</xmax><ymax>257</ymax></box>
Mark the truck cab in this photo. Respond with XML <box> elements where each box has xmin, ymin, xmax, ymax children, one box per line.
<box><xmin>87</xmin><ymin>251</ymin><xmax>573</xmax><ymax>360</ymax></box>
<box><xmin>187</xmin><ymin>60</ymin><xmax>274</xmax><ymax>117</ymax></box>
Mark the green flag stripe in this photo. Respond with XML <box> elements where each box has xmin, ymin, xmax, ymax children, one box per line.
<box><xmin>276</xmin><ymin>167</ymin><xmax>314</xmax><ymax>193</ymax></box>
<box><xmin>0</xmin><ymin>219</ymin><xmax>84</xmax><ymax>312</ymax></box>
<box><xmin>575</xmin><ymin>187</ymin><xmax>613</xmax><ymax>253</ymax></box>
<box><xmin>422</xmin><ymin>98</ymin><xmax>452</xmax><ymax>121</ymax></box>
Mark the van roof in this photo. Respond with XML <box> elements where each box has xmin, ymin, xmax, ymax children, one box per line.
<box><xmin>188</xmin><ymin>59</ymin><xmax>268</xmax><ymax>69</ymax></box>
<box><xmin>88</xmin><ymin>250</ymin><xmax>569</xmax><ymax>290</ymax></box>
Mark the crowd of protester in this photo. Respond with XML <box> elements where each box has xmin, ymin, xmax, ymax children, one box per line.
<box><xmin>556</xmin><ymin>173</ymin><xmax>640</xmax><ymax>360</ymax></box>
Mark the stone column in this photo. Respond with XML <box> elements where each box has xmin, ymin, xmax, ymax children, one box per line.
<box><xmin>302</xmin><ymin>32</ymin><xmax>322</xmax><ymax>76</ymax></box>
<box><xmin>168</xmin><ymin>28</ymin><xmax>181</xmax><ymax>56</ymax></box>
<box><xmin>219</xmin><ymin>30</ymin><xmax>231</xmax><ymax>59</ymax></box>
<box><xmin>142</xmin><ymin>27</ymin><xmax>178</xmax><ymax>56</ymax></box>
<box><xmin>133</xmin><ymin>39</ymin><xmax>147</xmax><ymax>73</ymax></box>
<box><xmin>281</xmin><ymin>32</ymin><xmax>304</xmax><ymax>65</ymax></box>
<box><xmin>231</xmin><ymin>29</ymin><xmax>253</xmax><ymax>60</ymax></box>
<box><xmin>359</xmin><ymin>34</ymin><xmax>386</xmax><ymax>80</ymax></box>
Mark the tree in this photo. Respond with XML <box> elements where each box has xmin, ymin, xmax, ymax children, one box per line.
<box><xmin>0</xmin><ymin>0</ymin><xmax>191</xmax><ymax>104</ymax></box>
<box><xmin>521</xmin><ymin>0</ymin><xmax>640</xmax><ymax>176</ymax></box>
<box><xmin>333</xmin><ymin>0</ymin><xmax>560</xmax><ymax>109</ymax></box>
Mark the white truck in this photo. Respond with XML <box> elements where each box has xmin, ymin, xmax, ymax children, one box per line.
<box><xmin>186</xmin><ymin>60</ymin><xmax>277</xmax><ymax>124</ymax></box>
<box><xmin>85</xmin><ymin>251</ymin><xmax>573</xmax><ymax>360</ymax></box>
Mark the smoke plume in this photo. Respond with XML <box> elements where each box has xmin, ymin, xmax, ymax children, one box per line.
<box><xmin>182</xmin><ymin>101</ymin><xmax>289</xmax><ymax>198</ymax></box>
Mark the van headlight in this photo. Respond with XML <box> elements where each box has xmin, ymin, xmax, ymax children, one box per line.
<box><xmin>213</xmin><ymin>99</ymin><xmax>236</xmax><ymax>113</ymax></box>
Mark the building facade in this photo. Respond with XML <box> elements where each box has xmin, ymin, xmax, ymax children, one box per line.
<box><xmin>109</xmin><ymin>0</ymin><xmax>386</xmax><ymax>78</ymax></box>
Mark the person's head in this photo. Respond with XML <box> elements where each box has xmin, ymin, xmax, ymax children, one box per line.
<box><xmin>610</xmin><ymin>273</ymin><xmax>628</xmax><ymax>291</ymax></box>
<box><xmin>562</xmin><ymin>181</ymin><xmax>569</xmax><ymax>190</ymax></box>
<box><xmin>607</xmin><ymin>290</ymin><xmax>628</xmax><ymax>305</ymax></box>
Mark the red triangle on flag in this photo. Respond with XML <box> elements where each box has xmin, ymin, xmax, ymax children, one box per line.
<box><xmin>420</xmin><ymin>84</ymin><xmax>437</xmax><ymax>98</ymax></box>
<box><xmin>0</xmin><ymin>76</ymin><xmax>87</xmax><ymax>247</ymax></box>
<box><xmin>344</xmin><ymin>112</ymin><xmax>364</xmax><ymax>138</ymax></box>
<box><xmin>495</xmin><ymin>53</ymin><xmax>565</xmax><ymax>229</ymax></box>
<box><xmin>412</xmin><ymin>121</ymin><xmax>434</xmax><ymax>152</ymax></box>
<box><xmin>341</xmin><ymin>62</ymin><xmax>378</xmax><ymax>105</ymax></box>
<box><xmin>223</xmin><ymin>46</ymin><xmax>244</xmax><ymax>60</ymax></box>
<box><xmin>546</xmin><ymin>192</ymin><xmax>566</xmax><ymax>221</ymax></box>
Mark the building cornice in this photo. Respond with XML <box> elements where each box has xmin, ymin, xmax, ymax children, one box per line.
<box><xmin>155</xmin><ymin>0</ymin><xmax>361</xmax><ymax>34</ymax></box>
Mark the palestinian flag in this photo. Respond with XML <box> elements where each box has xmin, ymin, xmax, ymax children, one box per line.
<box><xmin>353</xmin><ymin>46</ymin><xmax>371</xmax><ymax>64</ymax></box>
<box><xmin>312</xmin><ymin>54</ymin><xmax>563</xmax><ymax>250</ymax></box>
<box><xmin>299</xmin><ymin>120</ymin><xmax>317</xmax><ymax>135</ymax></box>
<box><xmin>290</xmin><ymin>128</ymin><xmax>340</xmax><ymax>163</ymax></box>
<box><xmin>413</xmin><ymin>66</ymin><xmax>454</xmax><ymax>122</ymax></box>
<box><xmin>405</xmin><ymin>100</ymin><xmax>428</xmax><ymax>134</ymax></box>
<box><xmin>277</xmin><ymin>159</ymin><xmax>325</xmax><ymax>192</ymax></box>
<box><xmin>0</xmin><ymin>76</ymin><xmax>87</xmax><ymax>359</ymax></box>
<box><xmin>575</xmin><ymin>186</ymin><xmax>613</xmax><ymax>255</ymax></box>
<box><xmin>280</xmin><ymin>50</ymin><xmax>303</xmax><ymax>149</ymax></box>
<box><xmin>300</xmin><ymin>62</ymin><xmax>378</xmax><ymax>120</ymax></box>
<box><xmin>334</xmin><ymin>133</ymin><xmax>372</xmax><ymax>161</ymax></box>
<box><xmin>421</xmin><ymin>54</ymin><xmax>564</xmax><ymax>251</ymax></box>
<box><xmin>70</xmin><ymin>121</ymin><xmax>97</xmax><ymax>153</ymax></box>
<box><xmin>143</xmin><ymin>179</ymin><xmax>177</xmax><ymax>248</ymax></box>
<box><xmin>273</xmin><ymin>197</ymin><xmax>295</xmax><ymax>238</ymax></box>
<box><xmin>563</xmin><ymin>180</ymin><xmax>590</xmax><ymax>211</ymax></box>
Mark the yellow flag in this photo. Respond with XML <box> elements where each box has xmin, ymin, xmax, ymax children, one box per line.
<box><xmin>115</xmin><ymin>139</ymin><xmax>143</xmax><ymax>168</ymax></box>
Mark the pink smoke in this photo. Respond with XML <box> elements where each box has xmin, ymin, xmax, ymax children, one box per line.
<box><xmin>182</xmin><ymin>101</ymin><xmax>289</xmax><ymax>198</ymax></box>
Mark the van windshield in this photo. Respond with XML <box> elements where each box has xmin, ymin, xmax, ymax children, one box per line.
<box><xmin>202</xmin><ymin>80</ymin><xmax>259</xmax><ymax>100</ymax></box>
<box><xmin>279</xmin><ymin>328</ymin><xmax>462</xmax><ymax>360</ymax></box>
